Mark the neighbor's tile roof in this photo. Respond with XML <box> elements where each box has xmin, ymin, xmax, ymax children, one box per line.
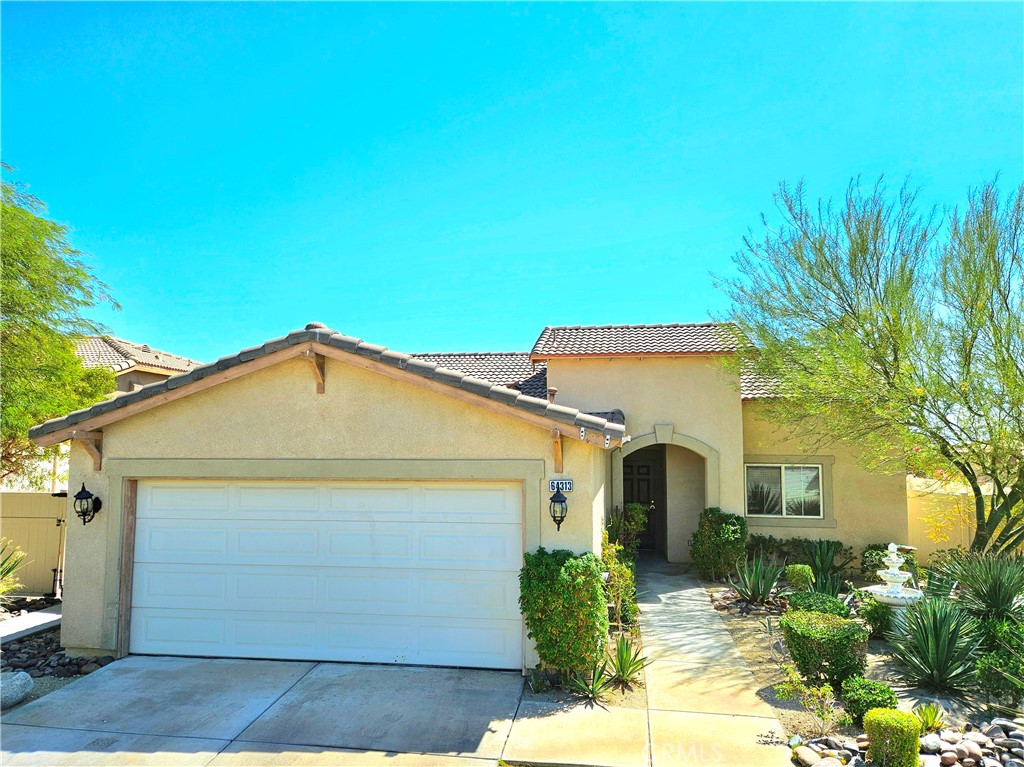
<box><xmin>411</xmin><ymin>353</ymin><xmax>548</xmax><ymax>399</ymax></box>
<box><xmin>76</xmin><ymin>336</ymin><xmax>200</xmax><ymax>374</ymax></box>
<box><xmin>530</xmin><ymin>322</ymin><xmax>744</xmax><ymax>360</ymax></box>
<box><xmin>32</xmin><ymin>324</ymin><xmax>626</xmax><ymax>444</ymax></box>
<box><xmin>740</xmin><ymin>369</ymin><xmax>781</xmax><ymax>399</ymax></box>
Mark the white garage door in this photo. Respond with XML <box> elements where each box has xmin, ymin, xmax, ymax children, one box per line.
<box><xmin>130</xmin><ymin>480</ymin><xmax>524</xmax><ymax>669</ymax></box>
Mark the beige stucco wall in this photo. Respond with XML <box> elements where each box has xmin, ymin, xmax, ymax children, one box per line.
<box><xmin>61</xmin><ymin>355</ymin><xmax>606</xmax><ymax>663</ymax></box>
<box><xmin>545</xmin><ymin>356</ymin><xmax>745</xmax><ymax>514</ymax></box>
<box><xmin>114</xmin><ymin>369</ymin><xmax>170</xmax><ymax>392</ymax></box>
<box><xmin>664</xmin><ymin>446</ymin><xmax>705</xmax><ymax>562</ymax></box>
<box><xmin>742</xmin><ymin>402</ymin><xmax>907</xmax><ymax>552</ymax></box>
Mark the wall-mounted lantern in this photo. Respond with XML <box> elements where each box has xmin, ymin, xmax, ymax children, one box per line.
<box><xmin>73</xmin><ymin>483</ymin><xmax>102</xmax><ymax>525</ymax></box>
<box><xmin>549</xmin><ymin>489</ymin><xmax>568</xmax><ymax>531</ymax></box>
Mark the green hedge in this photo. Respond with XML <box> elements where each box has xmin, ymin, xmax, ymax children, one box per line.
<box><xmin>856</xmin><ymin>592</ymin><xmax>895</xmax><ymax>638</ymax></box>
<box><xmin>779</xmin><ymin>610</ymin><xmax>868</xmax><ymax>687</ymax></box>
<box><xmin>787</xmin><ymin>591</ymin><xmax>850</xmax><ymax>617</ymax></box>
<box><xmin>784</xmin><ymin>564</ymin><xmax>814</xmax><ymax>592</ymax></box>
<box><xmin>840</xmin><ymin>677</ymin><xmax>898</xmax><ymax>725</ymax></box>
<box><xmin>689</xmin><ymin>507</ymin><xmax>747</xmax><ymax>580</ymax></box>
<box><xmin>864</xmin><ymin>708</ymin><xmax>921</xmax><ymax>767</ymax></box>
<box><xmin>519</xmin><ymin>548</ymin><xmax>609</xmax><ymax>673</ymax></box>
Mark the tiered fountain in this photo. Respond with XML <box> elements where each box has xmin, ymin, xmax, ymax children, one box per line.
<box><xmin>862</xmin><ymin>543</ymin><xmax>924</xmax><ymax>613</ymax></box>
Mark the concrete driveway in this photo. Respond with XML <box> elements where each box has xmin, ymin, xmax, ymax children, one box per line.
<box><xmin>1</xmin><ymin>656</ymin><xmax>524</xmax><ymax>766</ymax></box>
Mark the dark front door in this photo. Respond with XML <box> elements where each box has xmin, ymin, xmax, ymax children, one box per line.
<box><xmin>623</xmin><ymin>458</ymin><xmax>658</xmax><ymax>550</ymax></box>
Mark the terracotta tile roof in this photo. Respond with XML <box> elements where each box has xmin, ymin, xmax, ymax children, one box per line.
<box><xmin>32</xmin><ymin>324</ymin><xmax>626</xmax><ymax>445</ymax></box>
<box><xmin>530</xmin><ymin>322</ymin><xmax>744</xmax><ymax>360</ymax></box>
<box><xmin>740</xmin><ymin>369</ymin><xmax>781</xmax><ymax>400</ymax></box>
<box><xmin>75</xmin><ymin>336</ymin><xmax>200</xmax><ymax>374</ymax></box>
<box><xmin>411</xmin><ymin>353</ymin><xmax>548</xmax><ymax>399</ymax></box>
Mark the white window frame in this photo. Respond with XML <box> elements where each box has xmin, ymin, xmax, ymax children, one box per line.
<box><xmin>744</xmin><ymin>463</ymin><xmax>825</xmax><ymax>519</ymax></box>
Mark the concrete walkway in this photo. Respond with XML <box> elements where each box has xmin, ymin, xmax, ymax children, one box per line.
<box><xmin>637</xmin><ymin>556</ymin><xmax>792</xmax><ymax>767</ymax></box>
<box><xmin>0</xmin><ymin>603</ymin><xmax>61</xmax><ymax>643</ymax></box>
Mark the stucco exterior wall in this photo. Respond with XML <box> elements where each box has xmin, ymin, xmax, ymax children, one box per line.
<box><xmin>545</xmin><ymin>356</ymin><xmax>745</xmax><ymax>514</ymax></box>
<box><xmin>60</xmin><ymin>356</ymin><xmax>605</xmax><ymax>659</ymax></box>
<box><xmin>664</xmin><ymin>445</ymin><xmax>705</xmax><ymax>562</ymax></box>
<box><xmin>742</xmin><ymin>402</ymin><xmax>907</xmax><ymax>552</ymax></box>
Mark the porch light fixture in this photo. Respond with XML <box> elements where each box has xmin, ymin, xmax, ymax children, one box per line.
<box><xmin>73</xmin><ymin>483</ymin><xmax>102</xmax><ymax>525</ymax></box>
<box><xmin>549</xmin><ymin>489</ymin><xmax>568</xmax><ymax>531</ymax></box>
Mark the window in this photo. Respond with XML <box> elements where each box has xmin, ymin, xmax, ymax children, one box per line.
<box><xmin>745</xmin><ymin>464</ymin><xmax>823</xmax><ymax>518</ymax></box>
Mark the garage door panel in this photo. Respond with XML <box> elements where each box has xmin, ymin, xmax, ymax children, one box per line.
<box><xmin>131</xmin><ymin>480</ymin><xmax>524</xmax><ymax>669</ymax></box>
<box><xmin>132</xmin><ymin>608</ymin><xmax>522</xmax><ymax>668</ymax></box>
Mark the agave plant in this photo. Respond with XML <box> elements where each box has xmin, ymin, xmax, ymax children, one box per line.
<box><xmin>912</xmin><ymin>702</ymin><xmax>946</xmax><ymax>734</ymax></box>
<box><xmin>730</xmin><ymin>554</ymin><xmax>784</xmax><ymax>604</ymax></box>
<box><xmin>886</xmin><ymin>598</ymin><xmax>982</xmax><ymax>693</ymax></box>
<box><xmin>607</xmin><ymin>634</ymin><xmax>650</xmax><ymax>688</ymax></box>
<box><xmin>807</xmin><ymin>539</ymin><xmax>854</xmax><ymax>582</ymax></box>
<box><xmin>940</xmin><ymin>552</ymin><xmax>1024</xmax><ymax>621</ymax></box>
<box><xmin>567</xmin><ymin>660</ymin><xmax>617</xmax><ymax>702</ymax></box>
<box><xmin>809</xmin><ymin>572</ymin><xmax>844</xmax><ymax>598</ymax></box>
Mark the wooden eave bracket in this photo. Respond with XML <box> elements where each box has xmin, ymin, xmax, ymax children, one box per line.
<box><xmin>301</xmin><ymin>348</ymin><xmax>326</xmax><ymax>394</ymax></box>
<box><xmin>71</xmin><ymin>430</ymin><xmax>103</xmax><ymax>471</ymax></box>
<box><xmin>551</xmin><ymin>430</ymin><xmax>563</xmax><ymax>474</ymax></box>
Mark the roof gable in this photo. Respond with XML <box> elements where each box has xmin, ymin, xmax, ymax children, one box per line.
<box><xmin>32</xmin><ymin>325</ymin><xmax>625</xmax><ymax>448</ymax></box>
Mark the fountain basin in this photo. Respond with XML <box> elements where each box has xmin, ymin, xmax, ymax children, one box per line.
<box><xmin>862</xmin><ymin>583</ymin><xmax>924</xmax><ymax>608</ymax></box>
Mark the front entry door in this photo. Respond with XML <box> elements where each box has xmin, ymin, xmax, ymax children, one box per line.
<box><xmin>623</xmin><ymin>460</ymin><xmax>657</xmax><ymax>549</ymax></box>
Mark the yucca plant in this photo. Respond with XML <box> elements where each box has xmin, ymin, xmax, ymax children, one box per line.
<box><xmin>607</xmin><ymin>634</ymin><xmax>650</xmax><ymax>688</ymax></box>
<box><xmin>567</xmin><ymin>660</ymin><xmax>616</xmax><ymax>702</ymax></box>
<box><xmin>912</xmin><ymin>702</ymin><xmax>946</xmax><ymax>734</ymax></box>
<box><xmin>0</xmin><ymin>538</ymin><xmax>27</xmax><ymax>605</ymax></box>
<box><xmin>886</xmin><ymin>598</ymin><xmax>982</xmax><ymax>693</ymax></box>
<box><xmin>941</xmin><ymin>552</ymin><xmax>1024</xmax><ymax>622</ymax></box>
<box><xmin>730</xmin><ymin>554</ymin><xmax>784</xmax><ymax>604</ymax></box>
<box><xmin>807</xmin><ymin>539</ymin><xmax>854</xmax><ymax>581</ymax></box>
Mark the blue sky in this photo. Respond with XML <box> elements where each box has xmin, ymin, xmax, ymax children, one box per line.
<box><xmin>3</xmin><ymin>2</ymin><xmax>1022</xmax><ymax>362</ymax></box>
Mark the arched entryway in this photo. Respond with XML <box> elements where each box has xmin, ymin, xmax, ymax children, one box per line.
<box><xmin>614</xmin><ymin>425</ymin><xmax>721</xmax><ymax>563</ymax></box>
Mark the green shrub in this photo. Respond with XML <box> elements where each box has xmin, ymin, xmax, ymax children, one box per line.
<box><xmin>975</xmin><ymin>618</ymin><xmax>1024</xmax><ymax>704</ymax></box>
<box><xmin>730</xmin><ymin>555</ymin><xmax>783</xmax><ymax>604</ymax></box>
<box><xmin>519</xmin><ymin>548</ymin><xmax>609</xmax><ymax>673</ymax></box>
<box><xmin>689</xmin><ymin>507</ymin><xmax>747</xmax><ymax>580</ymax></box>
<box><xmin>861</xmin><ymin>544</ymin><xmax>919</xmax><ymax>581</ymax></box>
<box><xmin>779</xmin><ymin>610</ymin><xmax>868</xmax><ymax>687</ymax></box>
<box><xmin>748</xmin><ymin>534</ymin><xmax>813</xmax><ymax>564</ymax></box>
<box><xmin>787</xmin><ymin>591</ymin><xmax>850</xmax><ymax>618</ymax></box>
<box><xmin>0</xmin><ymin>538</ymin><xmax>26</xmax><ymax>604</ymax></box>
<box><xmin>607</xmin><ymin>503</ymin><xmax>649</xmax><ymax>562</ymax></box>
<box><xmin>840</xmin><ymin>676</ymin><xmax>898</xmax><ymax>725</ymax></box>
<box><xmin>886</xmin><ymin>598</ymin><xmax>981</xmax><ymax>693</ymax></box>
<box><xmin>864</xmin><ymin>708</ymin><xmax>921</xmax><ymax>767</ymax></box>
<box><xmin>941</xmin><ymin>551</ymin><xmax>1024</xmax><ymax>622</ymax></box>
<box><xmin>773</xmin><ymin>663</ymin><xmax>851</xmax><ymax>737</ymax></box>
<box><xmin>856</xmin><ymin>592</ymin><xmax>895</xmax><ymax>638</ymax></box>
<box><xmin>602</xmin><ymin>531</ymin><xmax>638</xmax><ymax>627</ymax></box>
<box><xmin>785</xmin><ymin>564</ymin><xmax>814</xmax><ymax>592</ymax></box>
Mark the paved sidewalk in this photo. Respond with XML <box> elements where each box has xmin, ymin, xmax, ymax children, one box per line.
<box><xmin>637</xmin><ymin>557</ymin><xmax>792</xmax><ymax>767</ymax></box>
<box><xmin>0</xmin><ymin>603</ymin><xmax>61</xmax><ymax>642</ymax></box>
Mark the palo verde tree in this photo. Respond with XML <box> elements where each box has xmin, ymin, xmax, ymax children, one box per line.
<box><xmin>1</xmin><ymin>167</ymin><xmax>118</xmax><ymax>487</ymax></box>
<box><xmin>719</xmin><ymin>177</ymin><xmax>1024</xmax><ymax>553</ymax></box>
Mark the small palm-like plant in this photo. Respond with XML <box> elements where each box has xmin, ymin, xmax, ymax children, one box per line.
<box><xmin>607</xmin><ymin>634</ymin><xmax>649</xmax><ymax>688</ymax></box>
<box><xmin>730</xmin><ymin>554</ymin><xmax>784</xmax><ymax>604</ymax></box>
<box><xmin>887</xmin><ymin>598</ymin><xmax>982</xmax><ymax>693</ymax></box>
<box><xmin>568</xmin><ymin>660</ymin><xmax>616</xmax><ymax>702</ymax></box>
<box><xmin>912</xmin><ymin>702</ymin><xmax>946</xmax><ymax>734</ymax></box>
<box><xmin>809</xmin><ymin>572</ymin><xmax>844</xmax><ymax>598</ymax></box>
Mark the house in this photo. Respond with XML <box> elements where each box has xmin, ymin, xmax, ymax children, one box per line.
<box><xmin>28</xmin><ymin>321</ymin><xmax>907</xmax><ymax>671</ymax></box>
<box><xmin>75</xmin><ymin>336</ymin><xmax>201</xmax><ymax>392</ymax></box>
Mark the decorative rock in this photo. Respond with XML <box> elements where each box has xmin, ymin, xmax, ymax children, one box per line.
<box><xmin>80</xmin><ymin>663</ymin><xmax>101</xmax><ymax>675</ymax></box>
<box><xmin>941</xmin><ymin>752</ymin><xmax>960</xmax><ymax>766</ymax></box>
<box><xmin>843</xmin><ymin>740</ymin><xmax>861</xmax><ymax>753</ymax></box>
<box><xmin>967</xmin><ymin>733</ymin><xmax>993</xmax><ymax>745</ymax></box>
<box><xmin>795</xmin><ymin>746</ymin><xmax>820</xmax><ymax>767</ymax></box>
<box><xmin>97</xmin><ymin>657</ymin><xmax>115</xmax><ymax>667</ymax></box>
<box><xmin>984</xmin><ymin>725</ymin><xmax>1008</xmax><ymax>739</ymax></box>
<box><xmin>922</xmin><ymin>735</ymin><xmax>946</xmax><ymax>754</ymax></box>
<box><xmin>945</xmin><ymin>731</ymin><xmax>965</xmax><ymax>744</ymax></box>
<box><xmin>963</xmin><ymin>759</ymin><xmax>977</xmax><ymax>767</ymax></box>
<box><xmin>813</xmin><ymin>759</ymin><xmax>843</xmax><ymax>767</ymax></box>
<box><xmin>963</xmin><ymin>742</ymin><xmax>985</xmax><ymax>760</ymax></box>
<box><xmin>994</xmin><ymin>721</ymin><xmax>1019</xmax><ymax>732</ymax></box>
<box><xmin>0</xmin><ymin>671</ymin><xmax>34</xmax><ymax>709</ymax></box>
<box><xmin>920</xmin><ymin>755</ymin><xmax>942</xmax><ymax>767</ymax></box>
<box><xmin>788</xmin><ymin>735</ymin><xmax>804</xmax><ymax>748</ymax></box>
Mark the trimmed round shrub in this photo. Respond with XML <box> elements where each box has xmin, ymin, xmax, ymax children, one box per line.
<box><xmin>864</xmin><ymin>708</ymin><xmax>921</xmax><ymax>767</ymax></box>
<box><xmin>784</xmin><ymin>564</ymin><xmax>814</xmax><ymax>592</ymax></box>
<box><xmin>779</xmin><ymin>610</ymin><xmax>868</xmax><ymax>687</ymax></box>
<box><xmin>840</xmin><ymin>676</ymin><xmax>898</xmax><ymax>725</ymax></box>
<box><xmin>519</xmin><ymin>548</ymin><xmax>609</xmax><ymax>673</ymax></box>
<box><xmin>787</xmin><ymin>591</ymin><xmax>850</xmax><ymax>618</ymax></box>
<box><xmin>689</xmin><ymin>507</ymin><xmax>747</xmax><ymax>580</ymax></box>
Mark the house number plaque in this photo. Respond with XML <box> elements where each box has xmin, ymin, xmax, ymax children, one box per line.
<box><xmin>548</xmin><ymin>479</ymin><xmax>573</xmax><ymax>493</ymax></box>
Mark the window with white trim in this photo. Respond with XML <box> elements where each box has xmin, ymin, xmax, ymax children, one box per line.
<box><xmin>745</xmin><ymin>464</ymin><xmax>823</xmax><ymax>518</ymax></box>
